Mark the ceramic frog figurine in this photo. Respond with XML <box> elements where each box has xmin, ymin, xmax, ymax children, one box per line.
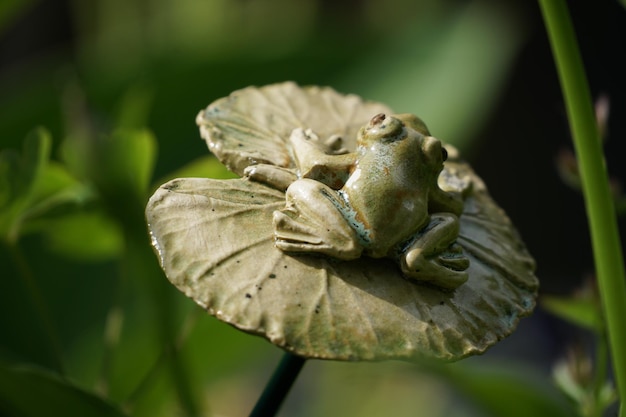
<box><xmin>245</xmin><ymin>113</ymin><xmax>470</xmax><ymax>289</ymax></box>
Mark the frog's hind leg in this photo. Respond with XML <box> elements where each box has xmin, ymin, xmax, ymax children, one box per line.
<box><xmin>398</xmin><ymin>213</ymin><xmax>470</xmax><ymax>290</ymax></box>
<box><xmin>273</xmin><ymin>179</ymin><xmax>362</xmax><ymax>260</ymax></box>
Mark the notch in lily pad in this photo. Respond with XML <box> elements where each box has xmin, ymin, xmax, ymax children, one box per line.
<box><xmin>145</xmin><ymin>82</ymin><xmax>538</xmax><ymax>415</ymax></box>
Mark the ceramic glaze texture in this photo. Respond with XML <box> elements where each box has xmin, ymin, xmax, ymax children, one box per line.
<box><xmin>146</xmin><ymin>82</ymin><xmax>539</xmax><ymax>362</ymax></box>
<box><xmin>264</xmin><ymin>113</ymin><xmax>469</xmax><ymax>289</ymax></box>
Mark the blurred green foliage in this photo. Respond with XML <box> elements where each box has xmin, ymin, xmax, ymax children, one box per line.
<box><xmin>0</xmin><ymin>0</ymin><xmax>613</xmax><ymax>416</ymax></box>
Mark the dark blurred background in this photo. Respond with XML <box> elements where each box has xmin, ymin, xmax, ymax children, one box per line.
<box><xmin>1</xmin><ymin>0</ymin><xmax>625</xmax><ymax>416</ymax></box>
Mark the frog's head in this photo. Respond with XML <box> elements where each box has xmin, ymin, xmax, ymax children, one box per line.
<box><xmin>358</xmin><ymin>113</ymin><xmax>447</xmax><ymax>169</ymax></box>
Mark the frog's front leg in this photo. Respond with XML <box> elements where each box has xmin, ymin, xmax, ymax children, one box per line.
<box><xmin>273</xmin><ymin>178</ymin><xmax>363</xmax><ymax>260</ymax></box>
<box><xmin>289</xmin><ymin>128</ymin><xmax>355</xmax><ymax>189</ymax></box>
<box><xmin>244</xmin><ymin>164</ymin><xmax>298</xmax><ymax>192</ymax></box>
<box><xmin>398</xmin><ymin>213</ymin><xmax>469</xmax><ymax>290</ymax></box>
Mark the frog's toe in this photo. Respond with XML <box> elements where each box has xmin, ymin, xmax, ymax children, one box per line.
<box><xmin>401</xmin><ymin>260</ymin><xmax>469</xmax><ymax>290</ymax></box>
<box><xmin>438</xmin><ymin>255</ymin><xmax>470</xmax><ymax>272</ymax></box>
<box><xmin>431</xmin><ymin>269</ymin><xmax>468</xmax><ymax>290</ymax></box>
<box><xmin>437</xmin><ymin>243</ymin><xmax>470</xmax><ymax>271</ymax></box>
<box><xmin>273</xmin><ymin>209</ymin><xmax>323</xmax><ymax>245</ymax></box>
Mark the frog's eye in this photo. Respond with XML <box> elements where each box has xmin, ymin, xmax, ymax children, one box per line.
<box><xmin>441</xmin><ymin>147</ymin><xmax>448</xmax><ymax>162</ymax></box>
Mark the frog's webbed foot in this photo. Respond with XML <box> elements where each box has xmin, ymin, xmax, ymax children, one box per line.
<box><xmin>273</xmin><ymin>210</ymin><xmax>362</xmax><ymax>260</ymax></box>
<box><xmin>273</xmin><ymin>179</ymin><xmax>362</xmax><ymax>260</ymax></box>
<box><xmin>399</xmin><ymin>213</ymin><xmax>469</xmax><ymax>290</ymax></box>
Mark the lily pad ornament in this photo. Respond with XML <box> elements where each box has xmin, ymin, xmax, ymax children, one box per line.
<box><xmin>146</xmin><ymin>82</ymin><xmax>538</xmax><ymax>363</ymax></box>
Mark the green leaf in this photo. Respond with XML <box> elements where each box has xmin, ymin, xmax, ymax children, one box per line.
<box><xmin>542</xmin><ymin>295</ymin><xmax>603</xmax><ymax>332</ymax></box>
<box><xmin>0</xmin><ymin>149</ymin><xmax>20</xmax><ymax>221</ymax></box>
<box><xmin>0</xmin><ymin>128</ymin><xmax>51</xmax><ymax>213</ymax></box>
<box><xmin>440</xmin><ymin>361</ymin><xmax>578</xmax><ymax>417</ymax></box>
<box><xmin>0</xmin><ymin>129</ymin><xmax>88</xmax><ymax>242</ymax></box>
<box><xmin>19</xmin><ymin>127</ymin><xmax>52</xmax><ymax>196</ymax></box>
<box><xmin>0</xmin><ymin>363</ymin><xmax>129</xmax><ymax>417</ymax></box>
<box><xmin>61</xmin><ymin>128</ymin><xmax>157</xmax><ymax>206</ymax></box>
<box><xmin>94</xmin><ymin>129</ymin><xmax>157</xmax><ymax>202</ymax></box>
<box><xmin>115</xmin><ymin>83</ymin><xmax>154</xmax><ymax>130</ymax></box>
<box><xmin>42</xmin><ymin>211</ymin><xmax>124</xmax><ymax>261</ymax></box>
<box><xmin>19</xmin><ymin>163</ymin><xmax>93</xmax><ymax>230</ymax></box>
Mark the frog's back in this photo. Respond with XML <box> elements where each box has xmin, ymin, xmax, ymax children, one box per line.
<box><xmin>342</xmin><ymin>139</ymin><xmax>431</xmax><ymax>257</ymax></box>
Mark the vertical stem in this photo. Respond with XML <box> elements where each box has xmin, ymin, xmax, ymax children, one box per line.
<box><xmin>538</xmin><ymin>1</ymin><xmax>626</xmax><ymax>415</ymax></box>
<box><xmin>249</xmin><ymin>352</ymin><xmax>306</xmax><ymax>417</ymax></box>
<box><xmin>592</xmin><ymin>331</ymin><xmax>609</xmax><ymax>417</ymax></box>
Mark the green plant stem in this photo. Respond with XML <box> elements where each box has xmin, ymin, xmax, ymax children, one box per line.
<box><xmin>538</xmin><ymin>1</ymin><xmax>626</xmax><ymax>415</ymax></box>
<box><xmin>592</xmin><ymin>331</ymin><xmax>609</xmax><ymax>417</ymax></box>
<box><xmin>249</xmin><ymin>352</ymin><xmax>306</xmax><ymax>417</ymax></box>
